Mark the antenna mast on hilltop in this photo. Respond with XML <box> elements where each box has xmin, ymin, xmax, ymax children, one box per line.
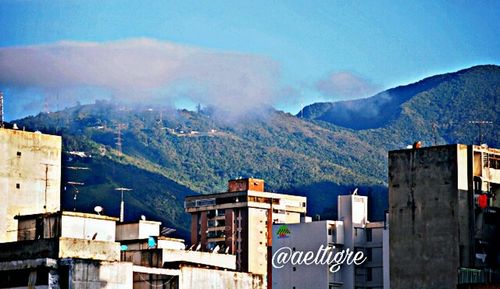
<box><xmin>469</xmin><ymin>120</ymin><xmax>493</xmax><ymax>145</ymax></box>
<box><xmin>431</xmin><ymin>123</ymin><xmax>439</xmax><ymax>146</ymax></box>
<box><xmin>44</xmin><ymin>96</ymin><xmax>50</xmax><ymax>114</ymax></box>
<box><xmin>0</xmin><ymin>91</ymin><xmax>4</xmax><ymax>128</ymax></box>
<box><xmin>115</xmin><ymin>124</ymin><xmax>125</xmax><ymax>157</ymax></box>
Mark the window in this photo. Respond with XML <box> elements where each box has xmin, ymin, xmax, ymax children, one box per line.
<box><xmin>366</xmin><ymin>268</ymin><xmax>372</xmax><ymax>281</ymax></box>
<box><xmin>366</xmin><ymin>248</ymin><xmax>372</xmax><ymax>262</ymax></box>
<box><xmin>16</xmin><ymin>151</ymin><xmax>21</xmax><ymax>157</ymax></box>
<box><xmin>293</xmin><ymin>267</ymin><xmax>296</xmax><ymax>271</ymax></box>
<box><xmin>16</xmin><ymin>183</ymin><xmax>20</xmax><ymax>189</ymax></box>
<box><xmin>366</xmin><ymin>228</ymin><xmax>372</xmax><ymax>242</ymax></box>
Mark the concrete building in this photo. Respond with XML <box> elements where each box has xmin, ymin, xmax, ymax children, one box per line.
<box><xmin>272</xmin><ymin>194</ymin><xmax>387</xmax><ymax>289</ymax></box>
<box><xmin>184</xmin><ymin>178</ymin><xmax>307</xmax><ymax>279</ymax></box>
<box><xmin>0</xmin><ymin>128</ymin><xmax>265</xmax><ymax>289</ymax></box>
<box><xmin>116</xmin><ymin>219</ymin><xmax>264</xmax><ymax>289</ymax></box>
<box><xmin>0</xmin><ymin>211</ymin><xmax>132</xmax><ymax>288</ymax></box>
<box><xmin>0</xmin><ymin>210</ymin><xmax>265</xmax><ymax>289</ymax></box>
<box><xmin>389</xmin><ymin>144</ymin><xmax>500</xmax><ymax>289</ymax></box>
<box><xmin>0</xmin><ymin>128</ymin><xmax>62</xmax><ymax>242</ymax></box>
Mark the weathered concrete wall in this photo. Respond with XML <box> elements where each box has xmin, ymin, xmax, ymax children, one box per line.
<box><xmin>116</xmin><ymin>220</ymin><xmax>161</xmax><ymax>242</ymax></box>
<box><xmin>17</xmin><ymin>211</ymin><xmax>118</xmax><ymax>242</ymax></box>
<box><xmin>179</xmin><ymin>267</ymin><xmax>264</xmax><ymax>289</ymax></box>
<box><xmin>0</xmin><ymin>129</ymin><xmax>61</xmax><ymax>243</ymax></box>
<box><xmin>162</xmin><ymin>249</ymin><xmax>236</xmax><ymax>270</ymax></box>
<box><xmin>247</xmin><ymin>207</ymin><xmax>268</xmax><ymax>275</ymax></box>
<box><xmin>272</xmin><ymin>221</ymin><xmax>330</xmax><ymax>289</ymax></box>
<box><xmin>0</xmin><ymin>239</ymin><xmax>59</xmax><ymax>261</ymax></box>
<box><xmin>133</xmin><ymin>271</ymin><xmax>178</xmax><ymax>289</ymax></box>
<box><xmin>121</xmin><ymin>248</ymin><xmax>236</xmax><ymax>270</ymax></box>
<box><xmin>0</xmin><ymin>238</ymin><xmax>120</xmax><ymax>262</ymax></box>
<box><xmin>389</xmin><ymin>145</ymin><xmax>463</xmax><ymax>289</ymax></box>
<box><xmin>69</xmin><ymin>259</ymin><xmax>133</xmax><ymax>289</ymax></box>
<box><xmin>61</xmin><ymin>214</ymin><xmax>116</xmax><ymax>242</ymax></box>
<box><xmin>59</xmin><ymin>238</ymin><xmax>120</xmax><ymax>261</ymax></box>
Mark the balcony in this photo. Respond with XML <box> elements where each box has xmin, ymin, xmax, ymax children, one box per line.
<box><xmin>458</xmin><ymin>268</ymin><xmax>492</xmax><ymax>284</ymax></box>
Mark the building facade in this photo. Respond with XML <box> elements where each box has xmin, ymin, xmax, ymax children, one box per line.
<box><xmin>0</xmin><ymin>210</ymin><xmax>265</xmax><ymax>289</ymax></box>
<box><xmin>389</xmin><ymin>144</ymin><xmax>500</xmax><ymax>289</ymax></box>
<box><xmin>272</xmin><ymin>194</ymin><xmax>387</xmax><ymax>289</ymax></box>
<box><xmin>0</xmin><ymin>129</ymin><xmax>265</xmax><ymax>289</ymax></box>
<box><xmin>184</xmin><ymin>178</ymin><xmax>307</xmax><ymax>278</ymax></box>
<box><xmin>0</xmin><ymin>128</ymin><xmax>62</xmax><ymax>242</ymax></box>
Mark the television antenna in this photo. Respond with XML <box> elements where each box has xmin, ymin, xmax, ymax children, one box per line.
<box><xmin>160</xmin><ymin>227</ymin><xmax>176</xmax><ymax>236</ymax></box>
<box><xmin>41</xmin><ymin>163</ymin><xmax>56</xmax><ymax>211</ymax></box>
<box><xmin>115</xmin><ymin>187</ymin><xmax>132</xmax><ymax>222</ymax></box>
<box><xmin>67</xmin><ymin>181</ymin><xmax>84</xmax><ymax>211</ymax></box>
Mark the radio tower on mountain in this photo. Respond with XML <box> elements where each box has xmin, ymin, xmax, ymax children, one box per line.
<box><xmin>115</xmin><ymin>124</ymin><xmax>125</xmax><ymax>157</ymax></box>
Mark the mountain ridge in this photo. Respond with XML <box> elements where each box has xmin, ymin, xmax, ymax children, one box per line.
<box><xmin>299</xmin><ymin>64</ymin><xmax>499</xmax><ymax>131</ymax></box>
<box><xmin>12</xmin><ymin>64</ymin><xmax>499</xmax><ymax>239</ymax></box>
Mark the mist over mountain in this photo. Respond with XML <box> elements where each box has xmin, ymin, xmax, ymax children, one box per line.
<box><xmin>300</xmin><ymin>65</ymin><xmax>499</xmax><ymax>135</ymax></box>
<box><xmin>12</xmin><ymin>65</ymin><xmax>499</xmax><ymax>239</ymax></box>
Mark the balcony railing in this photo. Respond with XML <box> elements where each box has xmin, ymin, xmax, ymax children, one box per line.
<box><xmin>458</xmin><ymin>268</ymin><xmax>487</xmax><ymax>284</ymax></box>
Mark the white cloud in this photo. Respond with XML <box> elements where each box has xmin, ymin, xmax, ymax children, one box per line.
<box><xmin>316</xmin><ymin>71</ymin><xmax>379</xmax><ymax>100</ymax></box>
<box><xmin>0</xmin><ymin>38</ymin><xmax>284</xmax><ymax>118</ymax></box>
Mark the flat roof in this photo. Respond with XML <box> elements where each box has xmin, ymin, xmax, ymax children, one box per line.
<box><xmin>15</xmin><ymin>211</ymin><xmax>119</xmax><ymax>221</ymax></box>
<box><xmin>117</xmin><ymin>219</ymin><xmax>162</xmax><ymax>225</ymax></box>
<box><xmin>389</xmin><ymin>144</ymin><xmax>461</xmax><ymax>154</ymax></box>
<box><xmin>185</xmin><ymin>190</ymin><xmax>306</xmax><ymax>201</ymax></box>
<box><xmin>0</xmin><ymin>127</ymin><xmax>62</xmax><ymax>140</ymax></box>
<box><xmin>389</xmin><ymin>144</ymin><xmax>500</xmax><ymax>154</ymax></box>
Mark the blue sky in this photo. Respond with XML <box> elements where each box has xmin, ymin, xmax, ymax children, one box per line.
<box><xmin>0</xmin><ymin>0</ymin><xmax>499</xmax><ymax>120</ymax></box>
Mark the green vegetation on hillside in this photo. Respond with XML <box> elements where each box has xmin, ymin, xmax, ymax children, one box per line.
<box><xmin>15</xmin><ymin>65</ymin><xmax>499</xmax><ymax>238</ymax></box>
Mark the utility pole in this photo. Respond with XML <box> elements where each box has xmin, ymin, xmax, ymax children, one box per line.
<box><xmin>115</xmin><ymin>187</ymin><xmax>132</xmax><ymax>222</ymax></box>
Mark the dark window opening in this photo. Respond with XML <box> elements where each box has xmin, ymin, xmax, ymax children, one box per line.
<box><xmin>366</xmin><ymin>267</ymin><xmax>372</xmax><ymax>281</ymax></box>
<box><xmin>366</xmin><ymin>228</ymin><xmax>372</xmax><ymax>242</ymax></box>
<box><xmin>366</xmin><ymin>248</ymin><xmax>372</xmax><ymax>262</ymax></box>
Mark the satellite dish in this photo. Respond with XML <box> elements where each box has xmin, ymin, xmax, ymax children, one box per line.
<box><xmin>225</xmin><ymin>247</ymin><xmax>230</xmax><ymax>254</ymax></box>
<box><xmin>196</xmin><ymin>244</ymin><xmax>201</xmax><ymax>251</ymax></box>
<box><xmin>212</xmin><ymin>245</ymin><xmax>220</xmax><ymax>253</ymax></box>
<box><xmin>94</xmin><ymin>206</ymin><xmax>103</xmax><ymax>215</ymax></box>
<box><xmin>141</xmin><ymin>215</ymin><xmax>146</xmax><ymax>220</ymax></box>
